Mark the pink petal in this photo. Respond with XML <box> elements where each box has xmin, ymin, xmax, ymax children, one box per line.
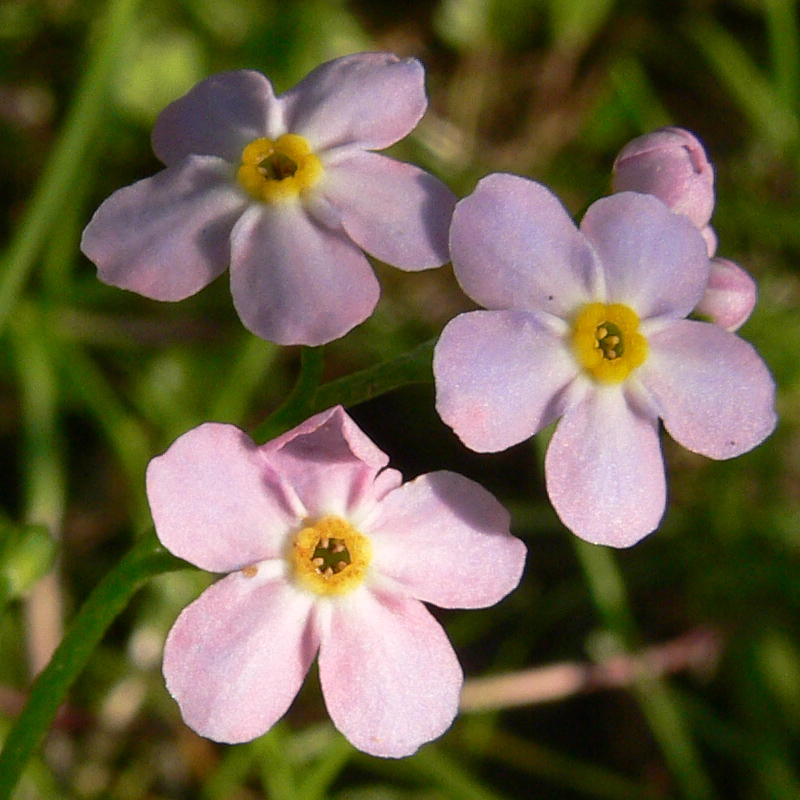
<box><xmin>545</xmin><ymin>389</ymin><xmax>666</xmax><ymax>547</ymax></box>
<box><xmin>317</xmin><ymin>589</ymin><xmax>462</xmax><ymax>757</ymax></box>
<box><xmin>147</xmin><ymin>423</ymin><xmax>301</xmax><ymax>572</ymax></box>
<box><xmin>366</xmin><ymin>471</ymin><xmax>526</xmax><ymax>608</ymax></box>
<box><xmin>694</xmin><ymin>257</ymin><xmax>757</xmax><ymax>331</ymax></box>
<box><xmin>163</xmin><ymin>574</ymin><xmax>316</xmax><ymax>743</ymax></box>
<box><xmin>321</xmin><ymin>151</ymin><xmax>455</xmax><ymax>269</ymax></box>
<box><xmin>262</xmin><ymin>407</ymin><xmax>401</xmax><ymax>520</ymax></box>
<box><xmin>229</xmin><ymin>204</ymin><xmax>380</xmax><ymax>345</ymax></box>
<box><xmin>281</xmin><ymin>53</ymin><xmax>427</xmax><ymax>152</ymax></box>
<box><xmin>152</xmin><ymin>71</ymin><xmax>279</xmax><ymax>166</ymax></box>
<box><xmin>612</xmin><ymin>127</ymin><xmax>715</xmax><ymax>229</ymax></box>
<box><xmin>449</xmin><ymin>174</ymin><xmax>600</xmax><ymax>317</ymax></box>
<box><xmin>81</xmin><ymin>157</ymin><xmax>246</xmax><ymax>301</ymax></box>
<box><xmin>580</xmin><ymin>192</ymin><xmax>710</xmax><ymax>321</ymax></box>
<box><xmin>640</xmin><ymin>320</ymin><xmax>777</xmax><ymax>459</ymax></box>
<box><xmin>434</xmin><ymin>309</ymin><xmax>577</xmax><ymax>452</ymax></box>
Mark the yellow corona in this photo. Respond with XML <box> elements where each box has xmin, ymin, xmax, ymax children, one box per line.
<box><xmin>237</xmin><ymin>134</ymin><xmax>323</xmax><ymax>204</ymax></box>
<box><xmin>571</xmin><ymin>302</ymin><xmax>648</xmax><ymax>384</ymax></box>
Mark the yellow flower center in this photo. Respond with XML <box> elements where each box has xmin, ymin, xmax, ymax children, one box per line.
<box><xmin>289</xmin><ymin>515</ymin><xmax>372</xmax><ymax>596</ymax></box>
<box><xmin>571</xmin><ymin>302</ymin><xmax>648</xmax><ymax>384</ymax></box>
<box><xmin>236</xmin><ymin>134</ymin><xmax>323</xmax><ymax>204</ymax></box>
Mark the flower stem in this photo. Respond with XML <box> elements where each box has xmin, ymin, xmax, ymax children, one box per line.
<box><xmin>0</xmin><ymin>0</ymin><xmax>141</xmax><ymax>334</ymax></box>
<box><xmin>0</xmin><ymin>532</ymin><xmax>185</xmax><ymax>800</ymax></box>
<box><xmin>252</xmin><ymin>338</ymin><xmax>435</xmax><ymax>443</ymax></box>
<box><xmin>573</xmin><ymin>539</ymin><xmax>718</xmax><ymax>800</ymax></box>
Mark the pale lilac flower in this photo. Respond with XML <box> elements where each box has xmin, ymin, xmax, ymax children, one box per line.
<box><xmin>434</xmin><ymin>174</ymin><xmax>777</xmax><ymax>547</ymax></box>
<box><xmin>612</xmin><ymin>127</ymin><xmax>756</xmax><ymax>330</ymax></box>
<box><xmin>81</xmin><ymin>53</ymin><xmax>456</xmax><ymax>346</ymax></box>
<box><xmin>147</xmin><ymin>406</ymin><xmax>525</xmax><ymax>757</ymax></box>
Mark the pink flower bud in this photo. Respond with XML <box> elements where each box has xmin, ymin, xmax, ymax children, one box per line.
<box><xmin>694</xmin><ymin>257</ymin><xmax>757</xmax><ymax>331</ymax></box>
<box><xmin>612</xmin><ymin>127</ymin><xmax>715</xmax><ymax>230</ymax></box>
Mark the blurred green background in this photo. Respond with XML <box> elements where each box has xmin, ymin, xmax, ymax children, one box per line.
<box><xmin>2</xmin><ymin>0</ymin><xmax>800</xmax><ymax>798</ymax></box>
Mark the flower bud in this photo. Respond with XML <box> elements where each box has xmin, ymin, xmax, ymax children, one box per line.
<box><xmin>694</xmin><ymin>258</ymin><xmax>757</xmax><ymax>331</ymax></box>
<box><xmin>612</xmin><ymin>127</ymin><xmax>715</xmax><ymax>230</ymax></box>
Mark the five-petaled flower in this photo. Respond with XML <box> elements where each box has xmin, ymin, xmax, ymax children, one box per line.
<box><xmin>433</xmin><ymin>174</ymin><xmax>777</xmax><ymax>547</ymax></box>
<box><xmin>147</xmin><ymin>406</ymin><xmax>526</xmax><ymax>757</ymax></box>
<box><xmin>81</xmin><ymin>53</ymin><xmax>456</xmax><ymax>346</ymax></box>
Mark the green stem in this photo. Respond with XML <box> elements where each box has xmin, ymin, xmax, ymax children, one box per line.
<box><xmin>0</xmin><ymin>532</ymin><xmax>185</xmax><ymax>799</ymax></box>
<box><xmin>252</xmin><ymin>338</ymin><xmax>434</xmax><ymax>443</ymax></box>
<box><xmin>0</xmin><ymin>0</ymin><xmax>140</xmax><ymax>333</ymax></box>
<box><xmin>573</xmin><ymin>540</ymin><xmax>717</xmax><ymax>800</ymax></box>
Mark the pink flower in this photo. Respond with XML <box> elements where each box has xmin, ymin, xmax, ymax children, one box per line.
<box><xmin>612</xmin><ymin>127</ymin><xmax>756</xmax><ymax>331</ymax></box>
<box><xmin>146</xmin><ymin>406</ymin><xmax>526</xmax><ymax>757</ymax></box>
<box><xmin>433</xmin><ymin>174</ymin><xmax>777</xmax><ymax>547</ymax></box>
<box><xmin>81</xmin><ymin>53</ymin><xmax>456</xmax><ymax>346</ymax></box>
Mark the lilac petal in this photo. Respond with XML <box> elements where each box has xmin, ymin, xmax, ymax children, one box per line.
<box><xmin>612</xmin><ymin>127</ymin><xmax>715</xmax><ymax>229</ymax></box>
<box><xmin>580</xmin><ymin>192</ymin><xmax>710</xmax><ymax>321</ymax></box>
<box><xmin>694</xmin><ymin>257</ymin><xmax>757</xmax><ymax>331</ymax></box>
<box><xmin>367</xmin><ymin>471</ymin><xmax>526</xmax><ymax>608</ymax></box>
<box><xmin>449</xmin><ymin>174</ymin><xmax>600</xmax><ymax>316</ymax></box>
<box><xmin>163</xmin><ymin>574</ymin><xmax>317</xmax><ymax>743</ymax></box>
<box><xmin>434</xmin><ymin>309</ymin><xmax>577</xmax><ymax>452</ymax></box>
<box><xmin>147</xmin><ymin>423</ymin><xmax>302</xmax><ymax>572</ymax></box>
<box><xmin>281</xmin><ymin>53</ymin><xmax>427</xmax><ymax>152</ymax></box>
<box><xmin>321</xmin><ymin>151</ymin><xmax>455</xmax><ymax>269</ymax></box>
<box><xmin>261</xmin><ymin>406</ymin><xmax>401</xmax><ymax>519</ymax></box>
<box><xmin>640</xmin><ymin>320</ymin><xmax>777</xmax><ymax>459</ymax></box>
<box><xmin>317</xmin><ymin>589</ymin><xmax>462</xmax><ymax>757</ymax></box>
<box><xmin>152</xmin><ymin>71</ymin><xmax>279</xmax><ymax>166</ymax></box>
<box><xmin>545</xmin><ymin>389</ymin><xmax>666</xmax><ymax>547</ymax></box>
<box><xmin>81</xmin><ymin>157</ymin><xmax>246</xmax><ymax>301</ymax></box>
<box><xmin>229</xmin><ymin>204</ymin><xmax>380</xmax><ymax>346</ymax></box>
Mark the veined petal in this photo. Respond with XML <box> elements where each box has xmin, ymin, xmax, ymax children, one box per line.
<box><xmin>321</xmin><ymin>151</ymin><xmax>455</xmax><ymax>269</ymax></box>
<box><xmin>580</xmin><ymin>192</ymin><xmax>709</xmax><ymax>321</ymax></box>
<box><xmin>262</xmin><ymin>406</ymin><xmax>401</xmax><ymax>519</ymax></box>
<box><xmin>317</xmin><ymin>589</ymin><xmax>462</xmax><ymax>757</ymax></box>
<box><xmin>367</xmin><ymin>471</ymin><xmax>525</xmax><ymax>608</ymax></box>
<box><xmin>545</xmin><ymin>389</ymin><xmax>666</xmax><ymax>547</ymax></box>
<box><xmin>229</xmin><ymin>204</ymin><xmax>380</xmax><ymax>345</ymax></box>
<box><xmin>81</xmin><ymin>157</ymin><xmax>246</xmax><ymax>301</ymax></box>
<box><xmin>281</xmin><ymin>53</ymin><xmax>427</xmax><ymax>152</ymax></box>
<box><xmin>147</xmin><ymin>423</ymin><xmax>301</xmax><ymax>572</ymax></box>
<box><xmin>449</xmin><ymin>174</ymin><xmax>600</xmax><ymax>316</ymax></box>
<box><xmin>434</xmin><ymin>309</ymin><xmax>576</xmax><ymax>452</ymax></box>
<box><xmin>163</xmin><ymin>575</ymin><xmax>316</xmax><ymax>743</ymax></box>
<box><xmin>641</xmin><ymin>320</ymin><xmax>777</xmax><ymax>458</ymax></box>
<box><xmin>152</xmin><ymin>70</ymin><xmax>280</xmax><ymax>166</ymax></box>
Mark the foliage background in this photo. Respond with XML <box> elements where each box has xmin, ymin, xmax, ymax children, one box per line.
<box><xmin>1</xmin><ymin>0</ymin><xmax>799</xmax><ymax>798</ymax></box>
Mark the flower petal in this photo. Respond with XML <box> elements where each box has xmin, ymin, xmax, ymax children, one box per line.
<box><xmin>640</xmin><ymin>320</ymin><xmax>777</xmax><ymax>459</ymax></box>
<box><xmin>229</xmin><ymin>204</ymin><xmax>380</xmax><ymax>345</ymax></box>
<box><xmin>81</xmin><ymin>157</ymin><xmax>246</xmax><ymax>301</ymax></box>
<box><xmin>317</xmin><ymin>589</ymin><xmax>462</xmax><ymax>757</ymax></box>
<box><xmin>450</xmin><ymin>174</ymin><xmax>600</xmax><ymax>316</ymax></box>
<box><xmin>367</xmin><ymin>471</ymin><xmax>526</xmax><ymax>608</ymax></box>
<box><xmin>321</xmin><ymin>151</ymin><xmax>455</xmax><ymax>269</ymax></box>
<box><xmin>580</xmin><ymin>192</ymin><xmax>709</xmax><ymax>321</ymax></box>
<box><xmin>281</xmin><ymin>53</ymin><xmax>427</xmax><ymax>152</ymax></box>
<box><xmin>152</xmin><ymin>70</ymin><xmax>279</xmax><ymax>166</ymax></box>
<box><xmin>147</xmin><ymin>423</ymin><xmax>300</xmax><ymax>572</ymax></box>
<box><xmin>545</xmin><ymin>388</ymin><xmax>666</xmax><ymax>547</ymax></box>
<box><xmin>262</xmin><ymin>407</ymin><xmax>401</xmax><ymax>520</ymax></box>
<box><xmin>434</xmin><ymin>309</ymin><xmax>576</xmax><ymax>452</ymax></box>
<box><xmin>163</xmin><ymin>574</ymin><xmax>316</xmax><ymax>743</ymax></box>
